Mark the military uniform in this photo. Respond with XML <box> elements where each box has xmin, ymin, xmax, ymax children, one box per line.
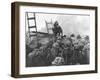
<box><xmin>52</xmin><ymin>21</ymin><xmax>63</xmax><ymax>37</ymax></box>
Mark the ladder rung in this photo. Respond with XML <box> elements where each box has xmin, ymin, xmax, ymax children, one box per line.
<box><xmin>29</xmin><ymin>26</ymin><xmax>36</xmax><ymax>28</ymax></box>
<box><xmin>46</xmin><ymin>22</ymin><xmax>52</xmax><ymax>24</ymax></box>
<box><xmin>30</xmin><ymin>32</ymin><xmax>37</xmax><ymax>34</ymax></box>
<box><xmin>48</xmin><ymin>28</ymin><xmax>52</xmax><ymax>30</ymax></box>
<box><xmin>28</xmin><ymin>17</ymin><xmax>35</xmax><ymax>20</ymax></box>
<box><xmin>30</xmin><ymin>31</ymin><xmax>37</xmax><ymax>33</ymax></box>
<box><xmin>30</xmin><ymin>34</ymin><xmax>37</xmax><ymax>37</ymax></box>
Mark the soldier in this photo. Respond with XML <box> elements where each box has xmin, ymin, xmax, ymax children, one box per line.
<box><xmin>52</xmin><ymin>21</ymin><xmax>63</xmax><ymax>38</ymax></box>
<box><xmin>67</xmin><ymin>34</ymin><xmax>76</xmax><ymax>65</ymax></box>
<box><xmin>70</xmin><ymin>34</ymin><xmax>75</xmax><ymax>45</ymax></box>
<box><xmin>76</xmin><ymin>34</ymin><xmax>84</xmax><ymax>52</ymax></box>
<box><xmin>62</xmin><ymin>38</ymin><xmax>71</xmax><ymax>65</ymax></box>
<box><xmin>82</xmin><ymin>36</ymin><xmax>90</xmax><ymax>64</ymax></box>
<box><xmin>71</xmin><ymin>35</ymin><xmax>84</xmax><ymax>64</ymax></box>
<box><xmin>51</xmin><ymin>42</ymin><xmax>60</xmax><ymax>59</ymax></box>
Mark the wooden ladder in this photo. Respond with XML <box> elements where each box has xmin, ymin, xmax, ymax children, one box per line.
<box><xmin>45</xmin><ymin>20</ymin><xmax>53</xmax><ymax>34</ymax></box>
<box><xmin>26</xmin><ymin>12</ymin><xmax>38</xmax><ymax>44</ymax></box>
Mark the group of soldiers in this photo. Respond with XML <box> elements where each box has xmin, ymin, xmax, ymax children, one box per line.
<box><xmin>50</xmin><ymin>21</ymin><xmax>90</xmax><ymax>65</ymax></box>
<box><xmin>50</xmin><ymin>34</ymin><xmax>90</xmax><ymax>66</ymax></box>
<box><xmin>27</xmin><ymin>21</ymin><xmax>90</xmax><ymax>67</ymax></box>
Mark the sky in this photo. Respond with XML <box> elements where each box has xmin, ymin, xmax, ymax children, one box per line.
<box><xmin>26</xmin><ymin>13</ymin><xmax>90</xmax><ymax>36</ymax></box>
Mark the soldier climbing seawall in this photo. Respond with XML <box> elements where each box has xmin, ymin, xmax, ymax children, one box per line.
<box><xmin>52</xmin><ymin>21</ymin><xmax>63</xmax><ymax>38</ymax></box>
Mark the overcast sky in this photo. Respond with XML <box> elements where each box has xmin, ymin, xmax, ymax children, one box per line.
<box><xmin>26</xmin><ymin>13</ymin><xmax>90</xmax><ymax>36</ymax></box>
